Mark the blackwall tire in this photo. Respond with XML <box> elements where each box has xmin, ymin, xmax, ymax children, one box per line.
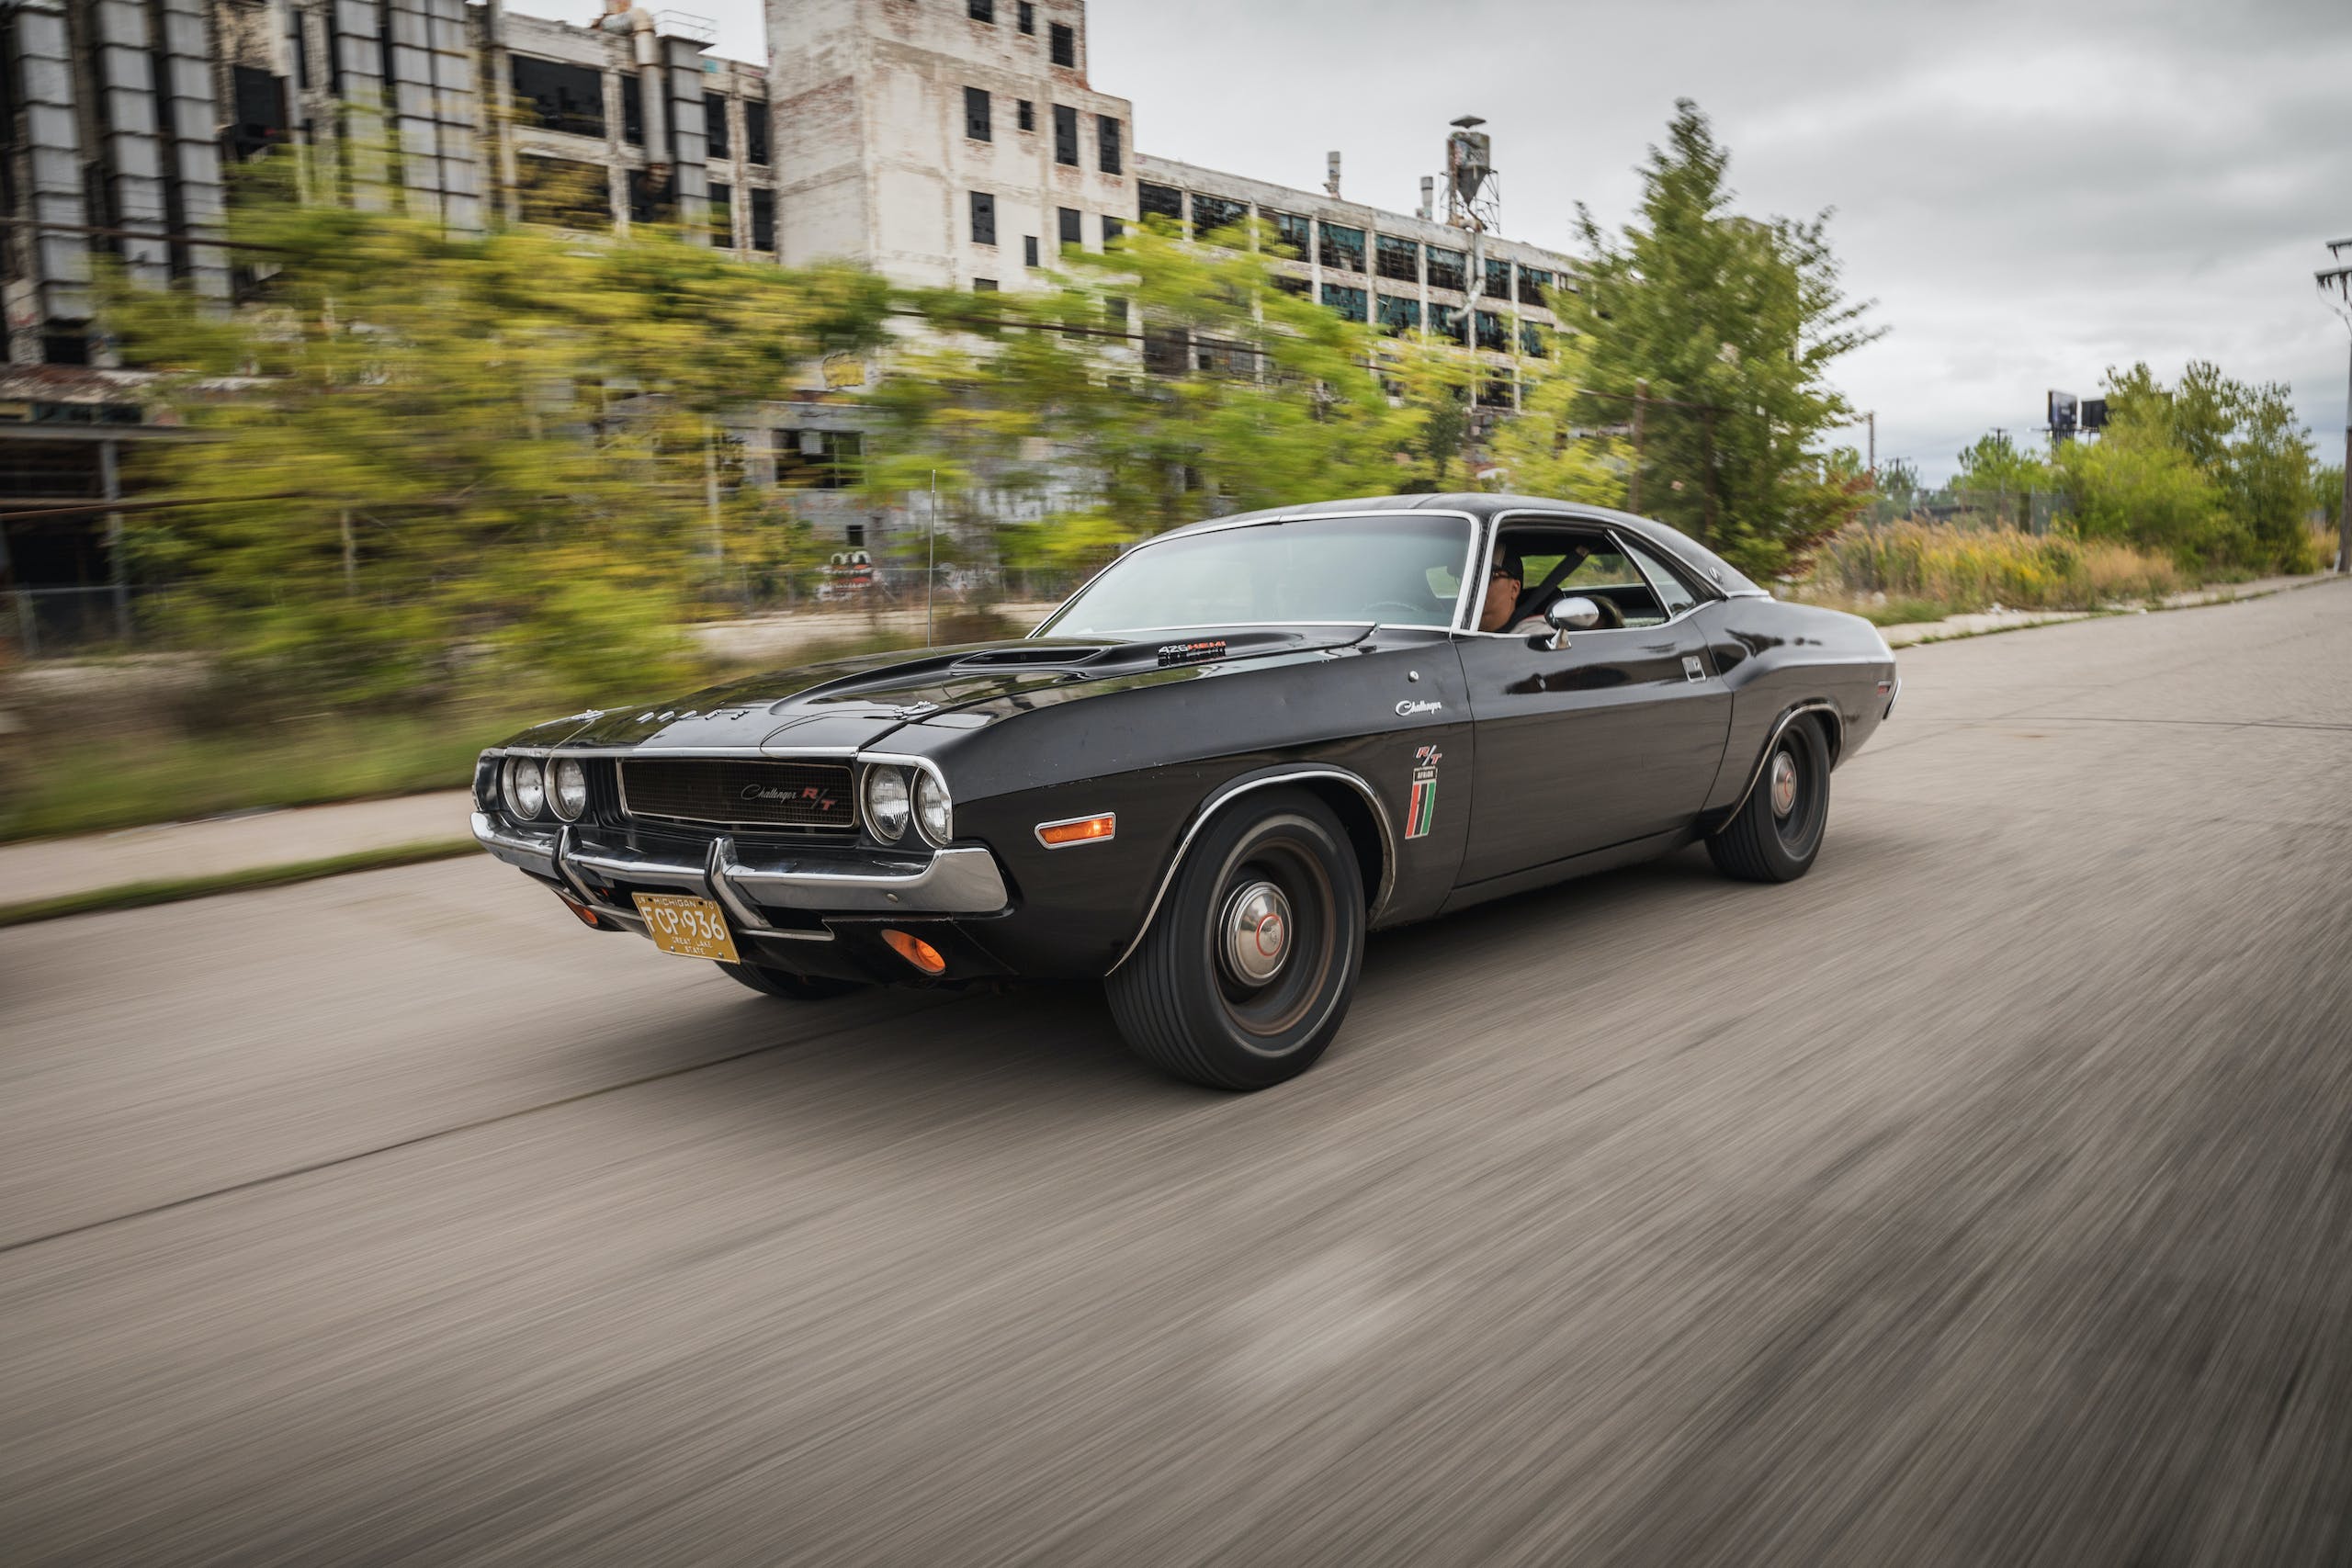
<box><xmin>1105</xmin><ymin>788</ymin><xmax>1365</xmax><ymax>1091</ymax></box>
<box><xmin>1707</xmin><ymin>715</ymin><xmax>1832</xmax><ymax>884</ymax></box>
<box><xmin>718</xmin><ymin>962</ymin><xmax>864</xmax><ymax>1000</ymax></box>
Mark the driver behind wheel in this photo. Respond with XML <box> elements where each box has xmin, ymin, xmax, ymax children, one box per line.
<box><xmin>1477</xmin><ymin>548</ymin><xmax>1526</xmax><ymax>633</ymax></box>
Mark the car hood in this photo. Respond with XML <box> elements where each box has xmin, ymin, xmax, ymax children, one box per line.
<box><xmin>512</xmin><ymin>626</ymin><xmax>1376</xmax><ymax>754</ymax></box>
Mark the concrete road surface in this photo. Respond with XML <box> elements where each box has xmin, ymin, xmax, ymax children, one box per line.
<box><xmin>4</xmin><ymin>582</ymin><xmax>2349</xmax><ymax>1567</ymax></box>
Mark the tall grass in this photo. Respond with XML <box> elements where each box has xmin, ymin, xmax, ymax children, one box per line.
<box><xmin>1803</xmin><ymin>523</ymin><xmax>2183</xmax><ymax>617</ymax></box>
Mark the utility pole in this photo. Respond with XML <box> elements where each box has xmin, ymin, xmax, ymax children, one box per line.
<box><xmin>2325</xmin><ymin>240</ymin><xmax>2352</xmax><ymax>572</ymax></box>
<box><xmin>1865</xmin><ymin>411</ymin><xmax>1876</xmax><ymax>478</ymax></box>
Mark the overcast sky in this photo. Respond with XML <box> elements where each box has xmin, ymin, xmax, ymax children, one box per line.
<box><xmin>514</xmin><ymin>0</ymin><xmax>2352</xmax><ymax>482</ymax></box>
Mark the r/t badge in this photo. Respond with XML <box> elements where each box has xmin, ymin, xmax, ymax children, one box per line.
<box><xmin>1407</xmin><ymin>744</ymin><xmax>1442</xmax><ymax>840</ymax></box>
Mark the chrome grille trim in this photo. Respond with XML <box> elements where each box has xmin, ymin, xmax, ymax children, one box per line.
<box><xmin>617</xmin><ymin>758</ymin><xmax>858</xmax><ymax>833</ymax></box>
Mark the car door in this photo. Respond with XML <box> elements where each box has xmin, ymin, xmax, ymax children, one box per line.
<box><xmin>1455</xmin><ymin>522</ymin><xmax>1733</xmax><ymax>885</ymax></box>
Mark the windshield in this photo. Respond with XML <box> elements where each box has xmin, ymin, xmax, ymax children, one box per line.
<box><xmin>1038</xmin><ymin>514</ymin><xmax>1476</xmax><ymax>636</ymax></box>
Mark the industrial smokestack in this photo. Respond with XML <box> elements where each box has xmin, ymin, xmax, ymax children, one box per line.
<box><xmin>1418</xmin><ymin>175</ymin><xmax>1434</xmax><ymax>220</ymax></box>
<box><xmin>1325</xmin><ymin>152</ymin><xmax>1340</xmax><ymax>198</ymax></box>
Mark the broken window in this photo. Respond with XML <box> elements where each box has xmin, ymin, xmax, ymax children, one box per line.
<box><xmin>1485</xmin><ymin>257</ymin><xmax>1512</xmax><ymax>299</ymax></box>
<box><xmin>1478</xmin><ymin>376</ymin><xmax>1515</xmax><ymax>409</ymax></box>
<box><xmin>628</xmin><ymin>167</ymin><xmax>674</xmax><ymax>226</ymax></box>
<box><xmin>1318</xmin><ymin>221</ymin><xmax>1364</xmax><ymax>273</ymax></box>
<box><xmin>1139</xmin><ymin>182</ymin><xmax>1182</xmax><ymax>223</ymax></box>
<box><xmin>1272</xmin><ymin>274</ymin><xmax>1310</xmax><ymax>297</ymax></box>
<box><xmin>967</xmin><ymin>0</ymin><xmax>994</xmax><ymax>20</ymax></box>
<box><xmin>1018</xmin><ymin>2</ymin><xmax>1035</xmax><ymax>33</ymax></box>
<box><xmin>1058</xmin><ymin>206</ymin><xmax>1082</xmax><ymax>250</ymax></box>
<box><xmin>775</xmin><ymin>429</ymin><xmax>863</xmax><ymax>491</ymax></box>
<box><xmin>1267</xmin><ymin>210</ymin><xmax>1310</xmax><ymax>257</ymax></box>
<box><xmin>1476</xmin><ymin>310</ymin><xmax>1508</xmax><ymax>352</ymax></box>
<box><xmin>229</xmin><ymin>66</ymin><xmax>288</xmax><ymax>161</ymax></box>
<box><xmin>516</xmin><ymin>154</ymin><xmax>612</xmax><ymax>229</ymax></box>
<box><xmin>973</xmin><ymin>277</ymin><xmax>1000</xmax><ymax>291</ymax></box>
<box><xmin>509</xmin><ymin>55</ymin><xmax>605</xmax><ymax>137</ymax></box>
<box><xmin>622</xmin><ymin>75</ymin><xmax>643</xmax><ymax>146</ymax></box>
<box><xmin>704</xmin><ymin>94</ymin><xmax>730</xmax><ymax>159</ymax></box>
<box><xmin>1426</xmin><ymin>246</ymin><xmax>1465</xmax><ymax>292</ymax></box>
<box><xmin>1192</xmin><ymin>194</ymin><xmax>1246</xmax><ymax>242</ymax></box>
<box><xmin>1520</xmin><ymin>320</ymin><xmax>1548</xmax><ymax>357</ymax></box>
<box><xmin>971</xmin><ymin>190</ymin><xmax>998</xmax><ymax>246</ymax></box>
<box><xmin>1102</xmin><ymin>215</ymin><xmax>1124</xmax><ymax>245</ymax></box>
<box><xmin>1053</xmin><ymin>105</ymin><xmax>1079</xmax><ymax>165</ymax></box>
<box><xmin>744</xmin><ymin>102</ymin><xmax>770</xmax><ymax>164</ymax></box>
<box><xmin>1320</xmin><ymin>282</ymin><xmax>1368</xmax><ymax>323</ymax></box>
<box><xmin>1144</xmin><ymin>326</ymin><xmax>1190</xmax><ymax>377</ymax></box>
<box><xmin>708</xmin><ymin>181</ymin><xmax>732</xmax><ymax>243</ymax></box>
<box><xmin>1050</xmin><ymin>21</ymin><xmax>1076</xmax><ymax>66</ymax></box>
<box><xmin>1518</xmin><ymin>266</ymin><xmax>1552</xmax><ymax>308</ymax></box>
<box><xmin>1017</xmin><ymin>98</ymin><xmax>1035</xmax><ymax>132</ymax></box>
<box><xmin>1430</xmin><ymin>303</ymin><xmax>1464</xmax><ymax>344</ymax></box>
<box><xmin>1024</xmin><ymin>234</ymin><xmax>1039</xmax><ymax>267</ymax></box>
<box><xmin>751</xmin><ymin>187</ymin><xmax>775</xmax><ymax>251</ymax></box>
<box><xmin>1376</xmin><ymin>294</ymin><xmax>1420</xmax><ymax>336</ymax></box>
<box><xmin>1098</xmin><ymin>115</ymin><xmax>1122</xmax><ymax>175</ymax></box>
<box><xmin>965</xmin><ymin>86</ymin><xmax>991</xmax><ymax>141</ymax></box>
<box><xmin>1374</xmin><ymin>234</ymin><xmax>1419</xmax><ymax>284</ymax></box>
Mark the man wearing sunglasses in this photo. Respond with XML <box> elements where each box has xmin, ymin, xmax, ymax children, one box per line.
<box><xmin>1476</xmin><ymin>547</ymin><xmax>1528</xmax><ymax>633</ymax></box>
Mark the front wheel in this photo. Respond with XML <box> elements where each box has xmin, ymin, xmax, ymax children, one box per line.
<box><xmin>1106</xmin><ymin>789</ymin><xmax>1365</xmax><ymax>1090</ymax></box>
<box><xmin>1707</xmin><ymin>715</ymin><xmax>1832</xmax><ymax>883</ymax></box>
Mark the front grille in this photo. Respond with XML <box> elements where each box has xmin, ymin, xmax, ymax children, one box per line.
<box><xmin>618</xmin><ymin>758</ymin><xmax>857</xmax><ymax>833</ymax></box>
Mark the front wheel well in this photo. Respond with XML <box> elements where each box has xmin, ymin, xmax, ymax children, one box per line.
<box><xmin>1293</xmin><ymin>777</ymin><xmax>1387</xmax><ymax>917</ymax></box>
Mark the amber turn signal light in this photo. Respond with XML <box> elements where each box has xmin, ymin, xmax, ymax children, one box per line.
<box><xmin>882</xmin><ymin>928</ymin><xmax>948</xmax><ymax>975</ymax></box>
<box><xmin>1035</xmin><ymin>813</ymin><xmax>1115</xmax><ymax>848</ymax></box>
<box><xmin>562</xmin><ymin>898</ymin><xmax>601</xmax><ymax>928</ymax></box>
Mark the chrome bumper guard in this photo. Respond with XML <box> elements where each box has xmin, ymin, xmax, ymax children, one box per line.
<box><xmin>469</xmin><ymin>812</ymin><xmax>1012</xmax><ymax>943</ymax></box>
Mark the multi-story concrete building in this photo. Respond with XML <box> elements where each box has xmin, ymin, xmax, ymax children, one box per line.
<box><xmin>1</xmin><ymin>0</ymin><xmax>1579</xmax><ymax>604</ymax></box>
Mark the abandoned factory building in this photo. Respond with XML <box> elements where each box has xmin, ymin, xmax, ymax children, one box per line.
<box><xmin>1</xmin><ymin>0</ymin><xmax>1581</xmax><ymax>606</ymax></box>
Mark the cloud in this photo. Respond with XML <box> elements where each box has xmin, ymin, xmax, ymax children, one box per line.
<box><xmin>509</xmin><ymin>0</ymin><xmax>2352</xmax><ymax>479</ymax></box>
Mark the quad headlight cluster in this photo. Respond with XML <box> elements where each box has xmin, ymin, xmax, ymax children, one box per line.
<box><xmin>862</xmin><ymin>761</ymin><xmax>952</xmax><ymax>848</ymax></box>
<box><xmin>497</xmin><ymin>755</ymin><xmax>589</xmax><ymax>823</ymax></box>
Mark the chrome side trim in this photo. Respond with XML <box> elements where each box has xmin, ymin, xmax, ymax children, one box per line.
<box><xmin>1715</xmin><ymin>700</ymin><xmax>1843</xmax><ymax>830</ymax></box>
<box><xmin>1108</xmin><ymin>765</ymin><xmax>1399</xmax><ymax>975</ymax></box>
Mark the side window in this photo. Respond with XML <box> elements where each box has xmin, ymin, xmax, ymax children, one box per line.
<box><xmin>1622</xmin><ymin>539</ymin><xmax>1700</xmax><ymax>618</ymax></box>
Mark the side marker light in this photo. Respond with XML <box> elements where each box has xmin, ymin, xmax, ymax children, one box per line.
<box><xmin>1035</xmin><ymin>813</ymin><xmax>1116</xmax><ymax>847</ymax></box>
<box><xmin>564</xmin><ymin>899</ymin><xmax>601</xmax><ymax>928</ymax></box>
<box><xmin>882</xmin><ymin>929</ymin><xmax>948</xmax><ymax>975</ymax></box>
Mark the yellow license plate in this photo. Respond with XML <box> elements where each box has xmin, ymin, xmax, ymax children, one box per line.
<box><xmin>633</xmin><ymin>892</ymin><xmax>740</xmax><ymax>964</ymax></box>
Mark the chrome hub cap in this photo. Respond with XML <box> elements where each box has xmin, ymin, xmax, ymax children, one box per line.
<box><xmin>1221</xmin><ymin>880</ymin><xmax>1292</xmax><ymax>987</ymax></box>
<box><xmin>1770</xmin><ymin>750</ymin><xmax>1800</xmax><ymax>818</ymax></box>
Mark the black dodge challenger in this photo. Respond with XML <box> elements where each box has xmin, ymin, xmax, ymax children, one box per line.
<box><xmin>473</xmin><ymin>495</ymin><xmax>1898</xmax><ymax>1089</ymax></box>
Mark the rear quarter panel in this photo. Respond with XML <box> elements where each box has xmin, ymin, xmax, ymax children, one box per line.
<box><xmin>1697</xmin><ymin>598</ymin><xmax>1895</xmax><ymax>813</ymax></box>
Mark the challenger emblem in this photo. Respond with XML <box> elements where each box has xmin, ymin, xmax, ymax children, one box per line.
<box><xmin>1396</xmin><ymin>698</ymin><xmax>1444</xmax><ymax>716</ymax></box>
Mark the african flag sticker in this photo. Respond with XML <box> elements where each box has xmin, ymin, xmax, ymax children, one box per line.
<box><xmin>1406</xmin><ymin>769</ymin><xmax>1439</xmax><ymax>839</ymax></box>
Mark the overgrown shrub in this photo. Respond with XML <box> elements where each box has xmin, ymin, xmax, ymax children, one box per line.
<box><xmin>1809</xmin><ymin>522</ymin><xmax>2181</xmax><ymax>611</ymax></box>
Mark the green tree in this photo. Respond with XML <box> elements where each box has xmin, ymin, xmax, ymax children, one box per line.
<box><xmin>864</xmin><ymin>222</ymin><xmax>1414</xmax><ymax>575</ymax></box>
<box><xmin>1562</xmin><ymin>100</ymin><xmax>1882</xmax><ymax>578</ymax></box>
<box><xmin>105</xmin><ymin>181</ymin><xmax>888</xmax><ymax>710</ymax></box>
<box><xmin>1487</xmin><ymin>324</ymin><xmax>1625</xmax><ymax>502</ymax></box>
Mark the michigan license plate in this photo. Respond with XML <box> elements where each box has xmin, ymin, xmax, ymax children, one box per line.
<box><xmin>633</xmin><ymin>892</ymin><xmax>740</xmax><ymax>964</ymax></box>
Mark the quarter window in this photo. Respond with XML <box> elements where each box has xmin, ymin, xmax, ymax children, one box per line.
<box><xmin>1623</xmin><ymin>539</ymin><xmax>1702</xmax><ymax>616</ymax></box>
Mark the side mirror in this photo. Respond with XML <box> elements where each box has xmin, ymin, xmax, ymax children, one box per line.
<box><xmin>1544</xmin><ymin>595</ymin><xmax>1602</xmax><ymax>649</ymax></box>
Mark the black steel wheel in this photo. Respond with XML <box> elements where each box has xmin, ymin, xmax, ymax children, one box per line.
<box><xmin>718</xmin><ymin>961</ymin><xmax>865</xmax><ymax>1000</ymax></box>
<box><xmin>1707</xmin><ymin>715</ymin><xmax>1832</xmax><ymax>883</ymax></box>
<box><xmin>1106</xmin><ymin>788</ymin><xmax>1365</xmax><ymax>1090</ymax></box>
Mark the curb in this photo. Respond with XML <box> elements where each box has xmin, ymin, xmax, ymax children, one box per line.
<box><xmin>0</xmin><ymin>840</ymin><xmax>477</xmax><ymax>928</ymax></box>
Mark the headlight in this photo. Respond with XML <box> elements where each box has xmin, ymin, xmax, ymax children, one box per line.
<box><xmin>549</xmin><ymin>757</ymin><xmax>589</xmax><ymax>821</ymax></box>
<box><xmin>506</xmin><ymin>756</ymin><xmax>546</xmax><ymax>819</ymax></box>
<box><xmin>914</xmin><ymin>769</ymin><xmax>953</xmax><ymax>845</ymax></box>
<box><xmin>864</xmin><ymin>764</ymin><xmax>910</xmax><ymax>840</ymax></box>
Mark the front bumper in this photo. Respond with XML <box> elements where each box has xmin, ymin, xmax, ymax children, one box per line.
<box><xmin>470</xmin><ymin>811</ymin><xmax>1012</xmax><ymax>954</ymax></box>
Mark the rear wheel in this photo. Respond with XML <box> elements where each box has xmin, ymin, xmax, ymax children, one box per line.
<box><xmin>718</xmin><ymin>961</ymin><xmax>865</xmax><ymax>1000</ymax></box>
<box><xmin>1707</xmin><ymin>715</ymin><xmax>1831</xmax><ymax>883</ymax></box>
<box><xmin>1106</xmin><ymin>789</ymin><xmax>1364</xmax><ymax>1090</ymax></box>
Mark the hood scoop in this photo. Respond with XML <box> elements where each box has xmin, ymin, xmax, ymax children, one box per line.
<box><xmin>948</xmin><ymin>645</ymin><xmax>1114</xmax><ymax>669</ymax></box>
